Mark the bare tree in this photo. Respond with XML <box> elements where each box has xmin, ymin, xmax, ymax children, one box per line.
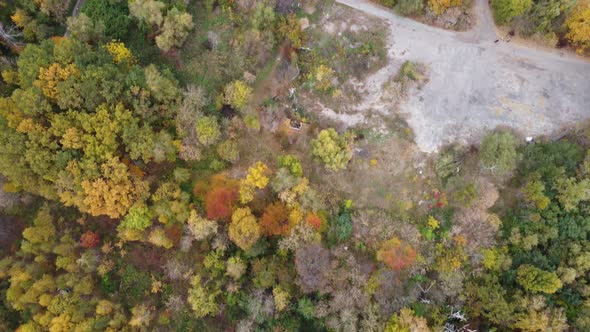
<box><xmin>0</xmin><ymin>23</ymin><xmax>23</xmax><ymax>51</ymax></box>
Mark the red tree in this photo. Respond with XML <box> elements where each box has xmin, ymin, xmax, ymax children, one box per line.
<box><xmin>80</xmin><ymin>230</ymin><xmax>100</xmax><ymax>248</ymax></box>
<box><xmin>206</xmin><ymin>187</ymin><xmax>236</xmax><ymax>221</ymax></box>
<box><xmin>376</xmin><ymin>237</ymin><xmax>417</xmax><ymax>270</ymax></box>
<box><xmin>305</xmin><ymin>212</ymin><xmax>322</xmax><ymax>231</ymax></box>
<box><xmin>260</xmin><ymin>203</ymin><xmax>291</xmax><ymax>236</ymax></box>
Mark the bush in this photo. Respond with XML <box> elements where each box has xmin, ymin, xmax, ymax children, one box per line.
<box><xmin>479</xmin><ymin>131</ymin><xmax>520</xmax><ymax>175</ymax></box>
<box><xmin>379</xmin><ymin>0</ymin><xmax>397</xmax><ymax>7</ymax></box>
<box><xmin>428</xmin><ymin>0</ymin><xmax>462</xmax><ymax>15</ymax></box>
<box><xmin>396</xmin><ymin>0</ymin><xmax>425</xmax><ymax>15</ymax></box>
<box><xmin>396</xmin><ymin>61</ymin><xmax>420</xmax><ymax>84</ymax></box>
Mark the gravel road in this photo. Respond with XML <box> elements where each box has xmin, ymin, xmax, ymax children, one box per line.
<box><xmin>336</xmin><ymin>0</ymin><xmax>590</xmax><ymax>152</ymax></box>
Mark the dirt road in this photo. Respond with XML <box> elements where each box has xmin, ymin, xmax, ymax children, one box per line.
<box><xmin>335</xmin><ymin>0</ymin><xmax>590</xmax><ymax>152</ymax></box>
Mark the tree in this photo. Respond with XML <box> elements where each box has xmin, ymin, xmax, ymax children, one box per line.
<box><xmin>36</xmin><ymin>0</ymin><xmax>70</xmax><ymax>21</ymax></box>
<box><xmin>516</xmin><ymin>264</ymin><xmax>563</xmax><ymax>294</ymax></box>
<box><xmin>187</xmin><ymin>210</ymin><xmax>218</xmax><ymax>241</ymax></box>
<box><xmin>295</xmin><ymin>243</ymin><xmax>330</xmax><ymax>293</ymax></box>
<box><xmin>144</xmin><ymin>64</ymin><xmax>180</xmax><ymax>104</ymax></box>
<box><xmin>104</xmin><ymin>41</ymin><xmax>134</xmax><ymax>64</ymax></box>
<box><xmin>566</xmin><ymin>1</ymin><xmax>590</xmax><ymax>55</ymax></box>
<box><xmin>155</xmin><ymin>8</ymin><xmax>194</xmax><ymax>52</ymax></box>
<box><xmin>223</xmin><ymin>80</ymin><xmax>253</xmax><ymax>111</ymax></box>
<box><xmin>205</xmin><ymin>186</ymin><xmax>237</xmax><ymax>221</ymax></box>
<box><xmin>523</xmin><ymin>178</ymin><xmax>550</xmax><ymax>210</ymax></box>
<box><xmin>311</xmin><ymin>129</ymin><xmax>354</xmax><ymax>171</ymax></box>
<box><xmin>80</xmin><ymin>231</ymin><xmax>100</xmax><ymax>248</ymax></box>
<box><xmin>128</xmin><ymin>0</ymin><xmax>166</xmax><ymax>27</ymax></box>
<box><xmin>229</xmin><ymin>207</ymin><xmax>261</xmax><ymax>250</ymax></box>
<box><xmin>554</xmin><ymin>177</ymin><xmax>590</xmax><ymax>211</ymax></box>
<box><xmin>376</xmin><ymin>237</ymin><xmax>417</xmax><ymax>270</ymax></box>
<box><xmin>278</xmin><ymin>154</ymin><xmax>303</xmax><ymax>177</ymax></box>
<box><xmin>273</xmin><ymin>286</ymin><xmax>290</xmax><ymax>311</ymax></box>
<box><xmin>217</xmin><ymin>139</ymin><xmax>240</xmax><ymax>163</ymax></box>
<box><xmin>479</xmin><ymin>131</ymin><xmax>520</xmax><ymax>175</ymax></box>
<box><xmin>239</xmin><ymin>162</ymin><xmax>270</xmax><ymax>204</ymax></box>
<box><xmin>428</xmin><ymin>0</ymin><xmax>462</xmax><ymax>15</ymax></box>
<box><xmin>260</xmin><ymin>203</ymin><xmax>292</xmax><ymax>236</ymax></box>
<box><xmin>187</xmin><ymin>275</ymin><xmax>221</xmax><ymax>318</ymax></box>
<box><xmin>492</xmin><ymin>0</ymin><xmax>533</xmax><ymax>24</ymax></box>
<box><xmin>81</xmin><ymin>0</ymin><xmax>130</xmax><ymax>39</ymax></box>
<box><xmin>385</xmin><ymin>307</ymin><xmax>431</xmax><ymax>332</ymax></box>
<box><xmin>66</xmin><ymin>13</ymin><xmax>106</xmax><ymax>44</ymax></box>
<box><xmin>195</xmin><ymin>116</ymin><xmax>221</xmax><ymax>146</ymax></box>
<box><xmin>129</xmin><ymin>304</ymin><xmax>153</xmax><ymax>328</ymax></box>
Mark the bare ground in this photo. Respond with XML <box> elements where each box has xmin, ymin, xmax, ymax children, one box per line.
<box><xmin>328</xmin><ymin>0</ymin><xmax>590</xmax><ymax>153</ymax></box>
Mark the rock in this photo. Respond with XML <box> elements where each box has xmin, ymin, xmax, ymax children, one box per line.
<box><xmin>207</xmin><ymin>31</ymin><xmax>220</xmax><ymax>49</ymax></box>
<box><xmin>299</xmin><ymin>18</ymin><xmax>310</xmax><ymax>30</ymax></box>
<box><xmin>243</xmin><ymin>71</ymin><xmax>256</xmax><ymax>84</ymax></box>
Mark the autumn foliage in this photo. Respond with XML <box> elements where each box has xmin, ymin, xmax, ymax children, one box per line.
<box><xmin>305</xmin><ymin>212</ymin><xmax>322</xmax><ymax>231</ymax></box>
<box><xmin>376</xmin><ymin>237</ymin><xmax>417</xmax><ymax>270</ymax></box>
<box><xmin>260</xmin><ymin>203</ymin><xmax>291</xmax><ymax>236</ymax></box>
<box><xmin>206</xmin><ymin>187</ymin><xmax>237</xmax><ymax>221</ymax></box>
<box><xmin>80</xmin><ymin>230</ymin><xmax>101</xmax><ymax>248</ymax></box>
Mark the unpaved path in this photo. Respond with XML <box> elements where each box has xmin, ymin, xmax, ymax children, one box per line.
<box><xmin>335</xmin><ymin>0</ymin><xmax>590</xmax><ymax>152</ymax></box>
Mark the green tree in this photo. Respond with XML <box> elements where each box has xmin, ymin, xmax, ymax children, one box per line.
<box><xmin>492</xmin><ymin>0</ymin><xmax>534</xmax><ymax>24</ymax></box>
<box><xmin>554</xmin><ymin>176</ymin><xmax>590</xmax><ymax>211</ymax></box>
<box><xmin>479</xmin><ymin>131</ymin><xmax>520</xmax><ymax>175</ymax></box>
<box><xmin>223</xmin><ymin>80</ymin><xmax>252</xmax><ymax>111</ymax></box>
<box><xmin>216</xmin><ymin>139</ymin><xmax>239</xmax><ymax>163</ymax></box>
<box><xmin>155</xmin><ymin>8</ymin><xmax>194</xmax><ymax>52</ymax></box>
<box><xmin>66</xmin><ymin>13</ymin><xmax>106</xmax><ymax>44</ymax></box>
<box><xmin>128</xmin><ymin>0</ymin><xmax>166</xmax><ymax>27</ymax></box>
<box><xmin>195</xmin><ymin>116</ymin><xmax>221</xmax><ymax>146</ymax></box>
<box><xmin>311</xmin><ymin>129</ymin><xmax>354</xmax><ymax>171</ymax></box>
<box><xmin>81</xmin><ymin>0</ymin><xmax>130</xmax><ymax>39</ymax></box>
<box><xmin>516</xmin><ymin>264</ymin><xmax>562</xmax><ymax>294</ymax></box>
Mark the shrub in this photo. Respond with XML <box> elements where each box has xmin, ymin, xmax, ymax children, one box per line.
<box><xmin>379</xmin><ymin>0</ymin><xmax>397</xmax><ymax>7</ymax></box>
<box><xmin>428</xmin><ymin>0</ymin><xmax>462</xmax><ymax>15</ymax></box>
<box><xmin>396</xmin><ymin>0</ymin><xmax>425</xmax><ymax>16</ymax></box>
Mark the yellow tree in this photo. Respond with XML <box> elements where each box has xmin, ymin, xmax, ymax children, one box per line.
<box><xmin>239</xmin><ymin>161</ymin><xmax>270</xmax><ymax>204</ymax></box>
<box><xmin>566</xmin><ymin>1</ymin><xmax>590</xmax><ymax>55</ymax></box>
<box><xmin>229</xmin><ymin>207</ymin><xmax>261</xmax><ymax>250</ymax></box>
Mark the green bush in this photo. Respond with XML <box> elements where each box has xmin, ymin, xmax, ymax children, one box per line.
<box><xmin>379</xmin><ymin>0</ymin><xmax>397</xmax><ymax>7</ymax></box>
<box><xmin>396</xmin><ymin>0</ymin><xmax>425</xmax><ymax>16</ymax></box>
